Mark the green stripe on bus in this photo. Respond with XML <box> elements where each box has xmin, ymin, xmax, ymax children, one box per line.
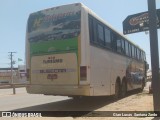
<box><xmin>30</xmin><ymin>37</ymin><xmax>78</xmax><ymax>56</ymax></box>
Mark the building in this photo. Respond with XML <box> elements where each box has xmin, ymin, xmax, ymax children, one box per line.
<box><xmin>0</xmin><ymin>65</ymin><xmax>27</xmax><ymax>84</ymax></box>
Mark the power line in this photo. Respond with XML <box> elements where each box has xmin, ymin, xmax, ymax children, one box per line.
<box><xmin>8</xmin><ymin>52</ymin><xmax>17</xmax><ymax>94</ymax></box>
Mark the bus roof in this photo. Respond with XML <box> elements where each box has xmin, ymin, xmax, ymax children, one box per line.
<box><xmin>30</xmin><ymin>3</ymin><xmax>82</xmax><ymax>15</ymax></box>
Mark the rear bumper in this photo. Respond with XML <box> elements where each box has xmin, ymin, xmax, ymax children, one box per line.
<box><xmin>26</xmin><ymin>84</ymin><xmax>91</xmax><ymax>96</ymax></box>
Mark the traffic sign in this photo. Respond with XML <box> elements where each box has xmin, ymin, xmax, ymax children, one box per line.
<box><xmin>123</xmin><ymin>9</ymin><xmax>160</xmax><ymax>35</ymax></box>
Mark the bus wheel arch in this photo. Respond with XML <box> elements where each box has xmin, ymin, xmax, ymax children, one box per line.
<box><xmin>114</xmin><ymin>77</ymin><xmax>121</xmax><ymax>100</ymax></box>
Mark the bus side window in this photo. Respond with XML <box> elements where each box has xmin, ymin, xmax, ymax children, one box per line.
<box><xmin>125</xmin><ymin>41</ymin><xmax>129</xmax><ymax>56</ymax></box>
<box><xmin>93</xmin><ymin>19</ymin><xmax>98</xmax><ymax>43</ymax></box>
<box><xmin>140</xmin><ymin>50</ymin><xmax>143</xmax><ymax>61</ymax></box>
<box><xmin>144</xmin><ymin>52</ymin><xmax>146</xmax><ymax>61</ymax></box>
<box><xmin>104</xmin><ymin>28</ymin><xmax>111</xmax><ymax>48</ymax></box>
<box><xmin>117</xmin><ymin>38</ymin><xmax>122</xmax><ymax>53</ymax></box>
<box><xmin>111</xmin><ymin>33</ymin><xmax>117</xmax><ymax>51</ymax></box>
<box><xmin>129</xmin><ymin>43</ymin><xmax>132</xmax><ymax>57</ymax></box>
<box><xmin>132</xmin><ymin>45</ymin><xmax>135</xmax><ymax>58</ymax></box>
<box><xmin>97</xmin><ymin>24</ymin><xmax>105</xmax><ymax>46</ymax></box>
<box><xmin>121</xmin><ymin>39</ymin><xmax>125</xmax><ymax>54</ymax></box>
<box><xmin>141</xmin><ymin>52</ymin><xmax>144</xmax><ymax>61</ymax></box>
<box><xmin>134</xmin><ymin>47</ymin><xmax>137</xmax><ymax>59</ymax></box>
<box><xmin>142</xmin><ymin>51</ymin><xmax>146</xmax><ymax>61</ymax></box>
<box><xmin>137</xmin><ymin>49</ymin><xmax>140</xmax><ymax>60</ymax></box>
<box><xmin>89</xmin><ymin>17</ymin><xmax>94</xmax><ymax>42</ymax></box>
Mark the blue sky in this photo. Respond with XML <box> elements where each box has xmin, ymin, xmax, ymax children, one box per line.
<box><xmin>0</xmin><ymin>0</ymin><xmax>160</xmax><ymax>68</ymax></box>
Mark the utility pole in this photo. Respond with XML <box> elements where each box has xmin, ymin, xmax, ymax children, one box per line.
<box><xmin>8</xmin><ymin>52</ymin><xmax>16</xmax><ymax>94</ymax></box>
<box><xmin>148</xmin><ymin>0</ymin><xmax>160</xmax><ymax>111</ymax></box>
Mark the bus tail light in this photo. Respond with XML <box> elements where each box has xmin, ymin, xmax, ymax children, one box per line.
<box><xmin>80</xmin><ymin>66</ymin><xmax>87</xmax><ymax>81</ymax></box>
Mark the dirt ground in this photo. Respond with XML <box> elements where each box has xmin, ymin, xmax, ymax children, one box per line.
<box><xmin>76</xmin><ymin>89</ymin><xmax>155</xmax><ymax>120</ymax></box>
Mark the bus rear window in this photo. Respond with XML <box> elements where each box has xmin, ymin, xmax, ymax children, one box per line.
<box><xmin>28</xmin><ymin>9</ymin><xmax>81</xmax><ymax>42</ymax></box>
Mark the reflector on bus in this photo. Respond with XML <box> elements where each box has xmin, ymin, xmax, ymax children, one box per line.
<box><xmin>80</xmin><ymin>66</ymin><xmax>87</xmax><ymax>81</ymax></box>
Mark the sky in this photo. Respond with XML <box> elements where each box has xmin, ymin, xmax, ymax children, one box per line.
<box><xmin>0</xmin><ymin>0</ymin><xmax>160</xmax><ymax>69</ymax></box>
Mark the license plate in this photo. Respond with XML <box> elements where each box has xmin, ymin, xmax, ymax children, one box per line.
<box><xmin>47</xmin><ymin>74</ymin><xmax>58</xmax><ymax>80</ymax></box>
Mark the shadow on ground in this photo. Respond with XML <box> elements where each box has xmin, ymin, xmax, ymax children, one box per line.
<box><xmin>12</xmin><ymin>89</ymin><xmax>146</xmax><ymax>117</ymax></box>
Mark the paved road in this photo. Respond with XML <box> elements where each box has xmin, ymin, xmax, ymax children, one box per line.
<box><xmin>0</xmin><ymin>87</ymin><xmax>71</xmax><ymax>111</ymax></box>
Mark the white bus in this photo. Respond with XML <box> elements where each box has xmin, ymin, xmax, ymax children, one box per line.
<box><xmin>26</xmin><ymin>3</ymin><xmax>147</xmax><ymax>98</ymax></box>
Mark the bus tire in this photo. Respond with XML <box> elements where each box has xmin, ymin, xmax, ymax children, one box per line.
<box><xmin>114</xmin><ymin>79</ymin><xmax>121</xmax><ymax>100</ymax></box>
<box><xmin>140</xmin><ymin>78</ymin><xmax>145</xmax><ymax>92</ymax></box>
<box><xmin>121</xmin><ymin>79</ymin><xmax>127</xmax><ymax>98</ymax></box>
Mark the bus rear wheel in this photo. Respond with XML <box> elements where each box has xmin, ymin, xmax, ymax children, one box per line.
<box><xmin>114</xmin><ymin>80</ymin><xmax>121</xmax><ymax>100</ymax></box>
<box><xmin>121</xmin><ymin>80</ymin><xmax>127</xmax><ymax>98</ymax></box>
